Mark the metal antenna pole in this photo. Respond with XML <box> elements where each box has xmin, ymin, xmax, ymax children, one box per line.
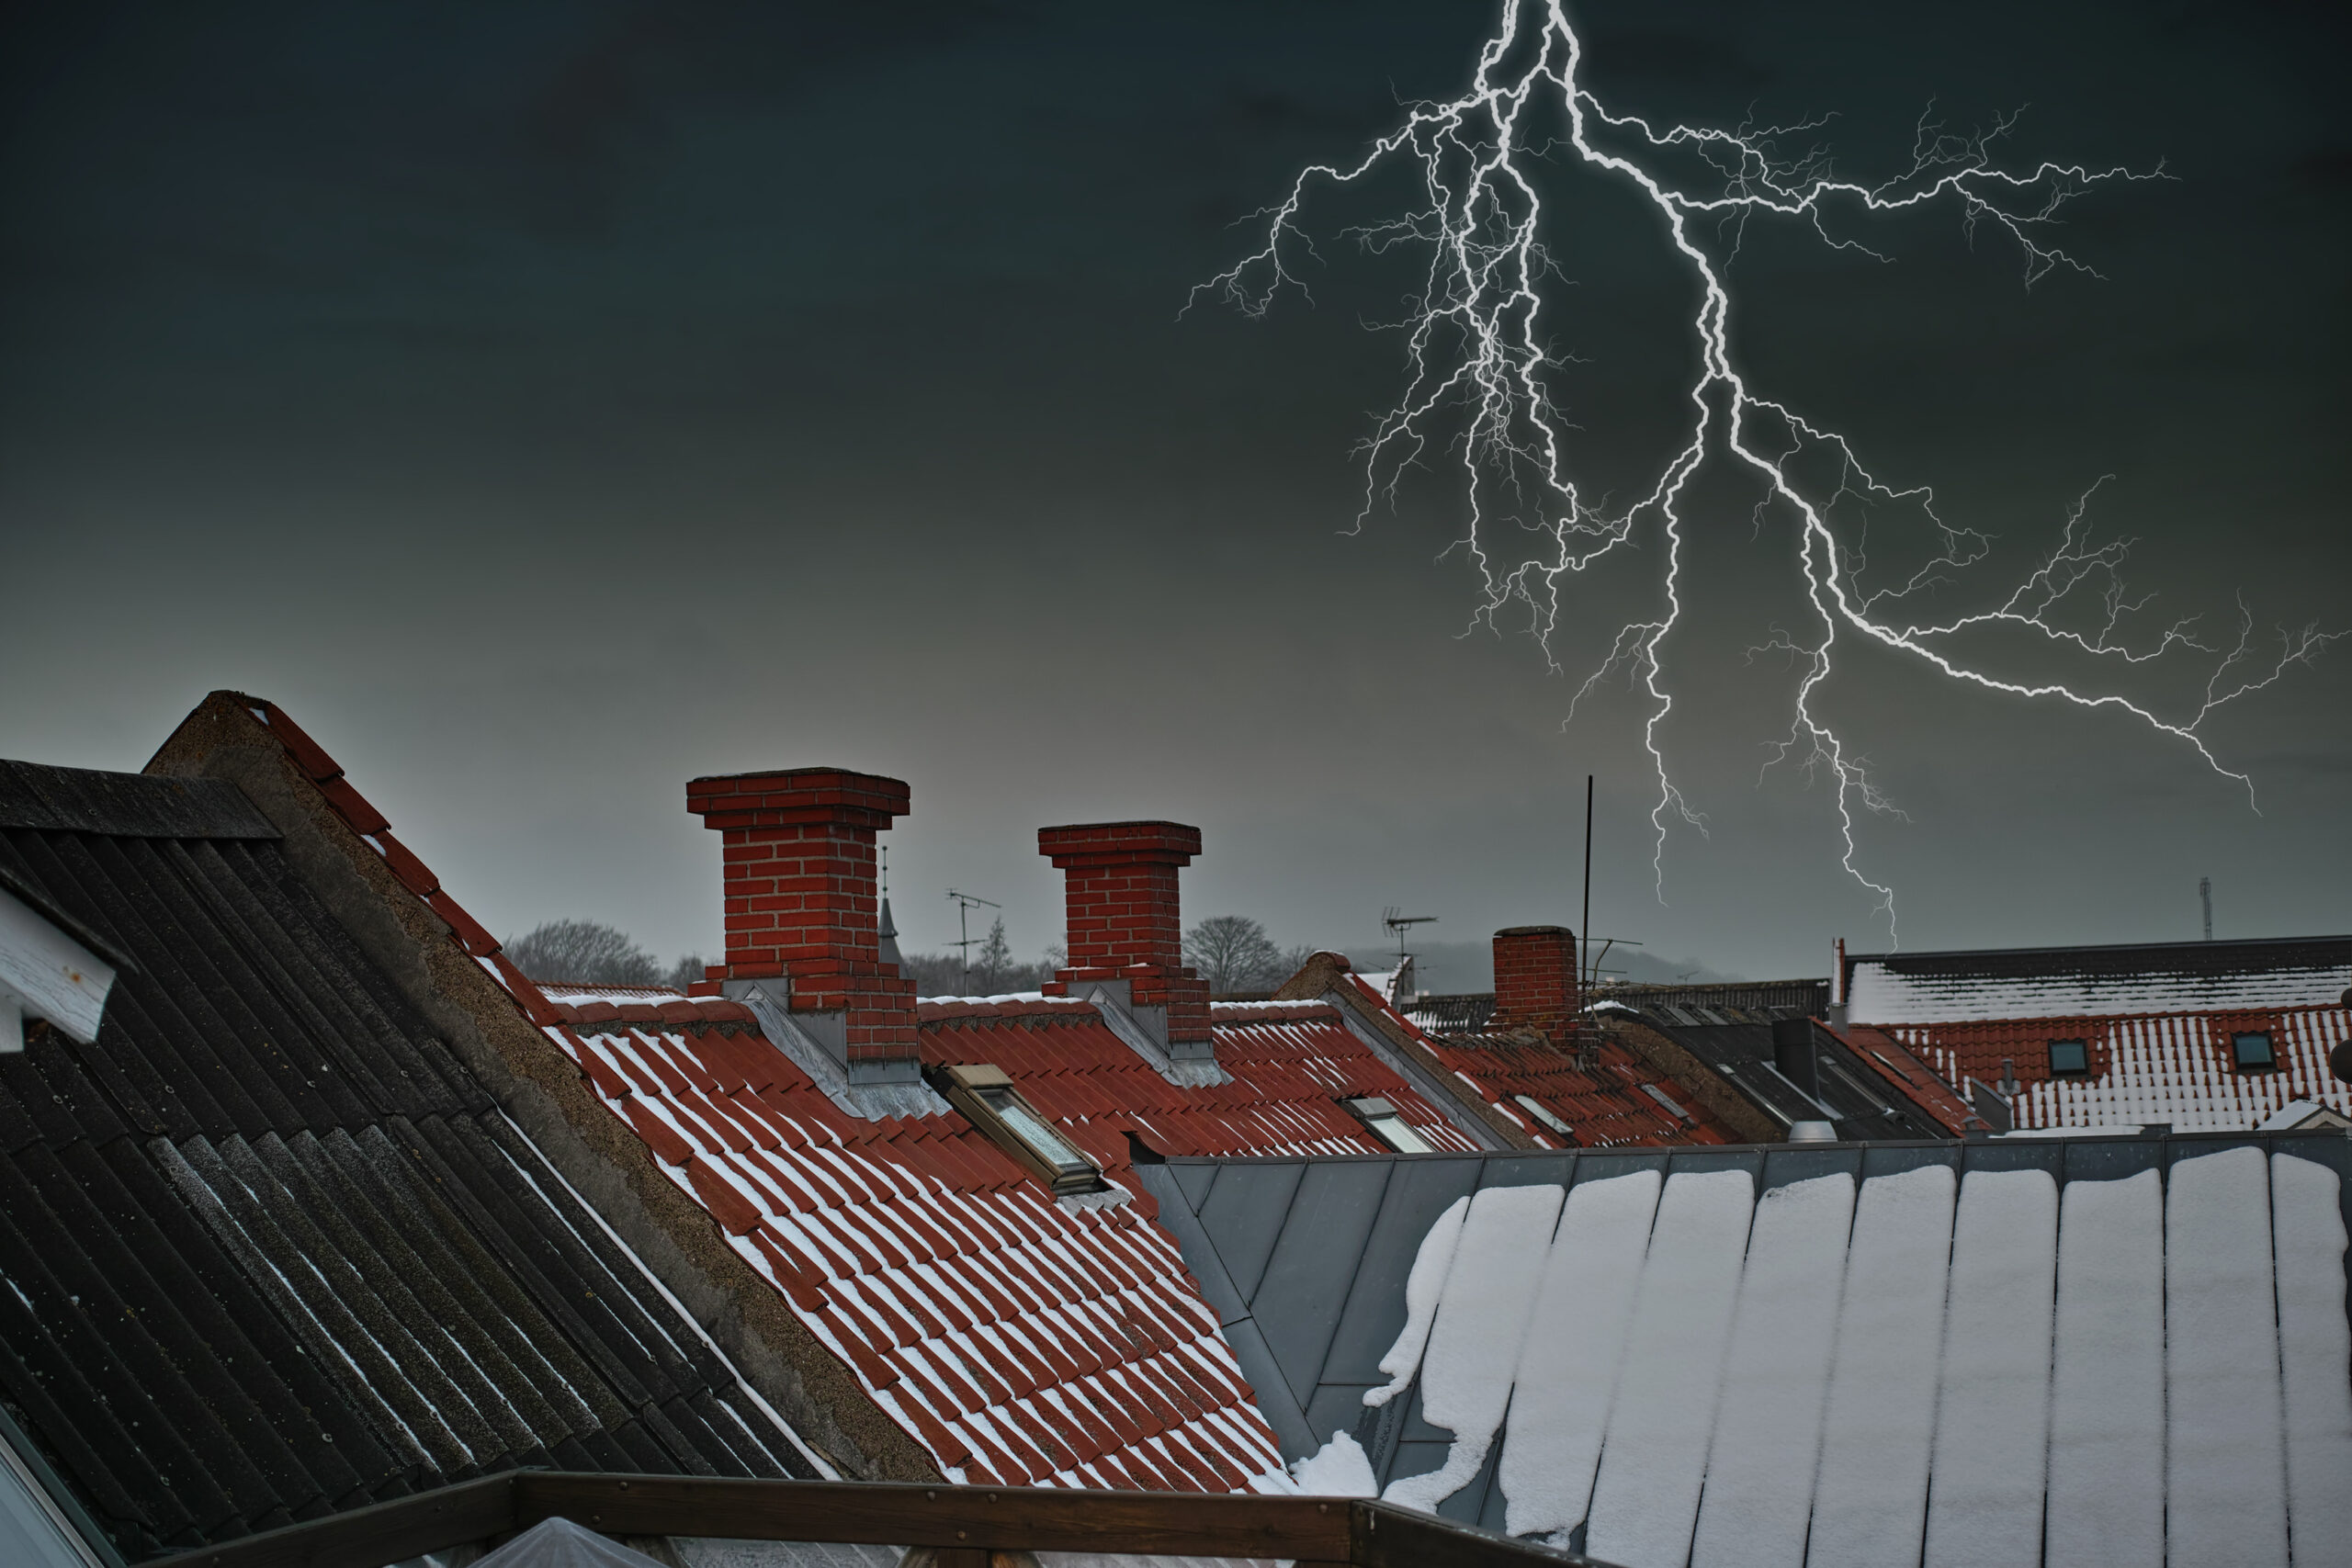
<box><xmin>1581</xmin><ymin>773</ymin><xmax>1594</xmax><ymax>992</ymax></box>
<box><xmin>944</xmin><ymin>889</ymin><xmax>1001</xmax><ymax>995</ymax></box>
<box><xmin>2200</xmin><ymin>876</ymin><xmax>2212</xmax><ymax>942</ymax></box>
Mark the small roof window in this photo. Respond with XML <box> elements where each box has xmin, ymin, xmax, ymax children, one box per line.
<box><xmin>1513</xmin><ymin>1093</ymin><xmax>1576</xmax><ymax>1140</ymax></box>
<box><xmin>929</xmin><ymin>1063</ymin><xmax>1104</xmax><ymax>1195</ymax></box>
<box><xmin>2047</xmin><ymin>1039</ymin><xmax>2090</xmax><ymax>1077</ymax></box>
<box><xmin>1640</xmin><ymin>1082</ymin><xmax>1694</xmax><ymax>1122</ymax></box>
<box><xmin>1341</xmin><ymin>1096</ymin><xmax>1434</xmax><ymax>1154</ymax></box>
<box><xmin>2231</xmin><ymin>1031</ymin><xmax>2277</xmax><ymax>1072</ymax></box>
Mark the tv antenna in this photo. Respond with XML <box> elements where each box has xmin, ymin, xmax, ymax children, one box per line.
<box><xmin>1382</xmin><ymin>907</ymin><xmax>1437</xmax><ymax>967</ymax></box>
<box><xmin>945</xmin><ymin>888</ymin><xmax>1000</xmax><ymax>994</ymax></box>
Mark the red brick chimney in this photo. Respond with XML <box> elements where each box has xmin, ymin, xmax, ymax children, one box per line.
<box><xmin>1037</xmin><ymin>821</ymin><xmax>1212</xmax><ymax>1062</ymax></box>
<box><xmin>1492</xmin><ymin>925</ymin><xmax>1580</xmax><ymax>1041</ymax></box>
<box><xmin>686</xmin><ymin>768</ymin><xmax>916</xmax><ymax>1083</ymax></box>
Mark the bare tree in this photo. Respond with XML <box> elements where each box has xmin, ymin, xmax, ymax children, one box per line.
<box><xmin>1184</xmin><ymin>915</ymin><xmax>1295</xmax><ymax>997</ymax></box>
<box><xmin>663</xmin><ymin>953</ymin><xmax>712</xmax><ymax>991</ymax></box>
<box><xmin>505</xmin><ymin>919</ymin><xmax>662</xmax><ymax>987</ymax></box>
<box><xmin>973</xmin><ymin>917</ymin><xmax>1014</xmax><ymax>993</ymax></box>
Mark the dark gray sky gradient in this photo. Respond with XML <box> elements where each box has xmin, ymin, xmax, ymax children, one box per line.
<box><xmin>4</xmin><ymin>0</ymin><xmax>2345</xmax><ymax>982</ymax></box>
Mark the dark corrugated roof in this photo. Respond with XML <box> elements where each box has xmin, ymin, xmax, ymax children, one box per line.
<box><xmin>0</xmin><ymin>763</ymin><xmax>277</xmax><ymax>841</ymax></box>
<box><xmin>1847</xmin><ymin>933</ymin><xmax>2352</xmax><ymax>983</ymax></box>
<box><xmin>1625</xmin><ymin>1014</ymin><xmax>1939</xmax><ymax>1141</ymax></box>
<box><xmin>0</xmin><ymin>766</ymin><xmax>813</xmax><ymax>1563</ymax></box>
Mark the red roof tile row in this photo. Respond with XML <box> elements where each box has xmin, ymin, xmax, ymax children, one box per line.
<box><xmin>1883</xmin><ymin>1005</ymin><xmax>2352</xmax><ymax>1134</ymax></box>
<box><xmin>1331</xmin><ymin>973</ymin><xmax>1739</xmax><ymax>1147</ymax></box>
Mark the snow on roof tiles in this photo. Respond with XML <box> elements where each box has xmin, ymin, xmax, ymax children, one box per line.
<box><xmin>1336</xmin><ymin>970</ymin><xmax>1741</xmax><ymax>1147</ymax></box>
<box><xmin>1885</xmin><ymin>1004</ymin><xmax>2351</xmax><ymax>1133</ymax></box>
<box><xmin>540</xmin><ymin>1013</ymin><xmax>1283</xmax><ymax>1488</ymax></box>
<box><xmin>515</xmin><ymin>999</ymin><xmax>1487</xmax><ymax>1487</ymax></box>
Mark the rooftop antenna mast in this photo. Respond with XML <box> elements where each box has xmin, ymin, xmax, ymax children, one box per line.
<box><xmin>2199</xmin><ymin>876</ymin><xmax>2212</xmax><ymax>942</ymax></box>
<box><xmin>1381</xmin><ymin>907</ymin><xmax>1436</xmax><ymax>968</ymax></box>
<box><xmin>944</xmin><ymin>889</ymin><xmax>1000</xmax><ymax>994</ymax></box>
<box><xmin>1582</xmin><ymin>774</ymin><xmax>1594</xmax><ymax>994</ymax></box>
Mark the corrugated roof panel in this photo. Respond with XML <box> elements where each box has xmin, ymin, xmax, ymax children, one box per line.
<box><xmin>0</xmin><ymin>785</ymin><xmax>816</xmax><ymax>1562</ymax></box>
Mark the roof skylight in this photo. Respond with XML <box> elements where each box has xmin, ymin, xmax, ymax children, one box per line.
<box><xmin>1513</xmin><ymin>1094</ymin><xmax>1576</xmax><ymax>1139</ymax></box>
<box><xmin>1341</xmin><ymin>1096</ymin><xmax>1434</xmax><ymax>1154</ymax></box>
<box><xmin>928</xmin><ymin>1063</ymin><xmax>1105</xmax><ymax>1195</ymax></box>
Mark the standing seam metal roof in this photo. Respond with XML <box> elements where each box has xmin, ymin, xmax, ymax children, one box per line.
<box><xmin>1139</xmin><ymin>1132</ymin><xmax>2352</xmax><ymax>1563</ymax></box>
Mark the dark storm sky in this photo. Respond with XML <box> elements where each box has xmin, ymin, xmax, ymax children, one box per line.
<box><xmin>3</xmin><ymin>0</ymin><xmax>2345</xmax><ymax>985</ymax></box>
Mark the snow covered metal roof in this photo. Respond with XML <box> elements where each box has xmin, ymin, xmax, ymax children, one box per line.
<box><xmin>0</xmin><ymin>761</ymin><xmax>817</xmax><ymax>1563</ymax></box>
<box><xmin>1139</xmin><ymin>1133</ymin><xmax>2352</xmax><ymax>1566</ymax></box>
<box><xmin>1845</xmin><ymin>935</ymin><xmax>2352</xmax><ymax>1025</ymax></box>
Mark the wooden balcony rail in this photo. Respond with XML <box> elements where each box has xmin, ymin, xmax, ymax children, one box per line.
<box><xmin>159</xmin><ymin>1472</ymin><xmax>1620</xmax><ymax>1568</ymax></box>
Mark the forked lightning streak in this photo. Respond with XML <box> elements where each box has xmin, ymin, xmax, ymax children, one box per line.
<box><xmin>1196</xmin><ymin>0</ymin><xmax>2335</xmax><ymax>941</ymax></box>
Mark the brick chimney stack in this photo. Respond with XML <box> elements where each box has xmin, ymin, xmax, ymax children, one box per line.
<box><xmin>1491</xmin><ymin>925</ymin><xmax>1580</xmax><ymax>1042</ymax></box>
<box><xmin>1037</xmin><ymin>821</ymin><xmax>1212</xmax><ymax>1061</ymax></box>
<box><xmin>686</xmin><ymin>768</ymin><xmax>916</xmax><ymax>1083</ymax></box>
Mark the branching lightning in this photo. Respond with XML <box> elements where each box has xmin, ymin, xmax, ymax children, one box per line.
<box><xmin>1195</xmin><ymin>0</ymin><xmax>2336</xmax><ymax>940</ymax></box>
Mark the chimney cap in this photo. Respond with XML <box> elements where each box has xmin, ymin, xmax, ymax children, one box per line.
<box><xmin>687</xmin><ymin>767</ymin><xmax>910</xmax><ymax>830</ymax></box>
<box><xmin>1495</xmin><ymin>924</ymin><xmax>1575</xmax><ymax>939</ymax></box>
<box><xmin>1037</xmin><ymin>820</ymin><xmax>1202</xmax><ymax>866</ymax></box>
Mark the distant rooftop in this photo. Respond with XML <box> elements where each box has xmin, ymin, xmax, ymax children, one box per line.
<box><xmin>1845</xmin><ymin>934</ymin><xmax>2352</xmax><ymax>1024</ymax></box>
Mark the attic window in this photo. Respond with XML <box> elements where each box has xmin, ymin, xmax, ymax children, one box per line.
<box><xmin>1513</xmin><ymin>1094</ymin><xmax>1575</xmax><ymax>1139</ymax></box>
<box><xmin>1342</xmin><ymin>1097</ymin><xmax>1434</xmax><ymax>1154</ymax></box>
<box><xmin>928</xmin><ymin>1064</ymin><xmax>1104</xmax><ymax>1195</ymax></box>
<box><xmin>2232</xmin><ymin>1031</ymin><xmax>2277</xmax><ymax>1072</ymax></box>
<box><xmin>2047</xmin><ymin>1039</ymin><xmax>2090</xmax><ymax>1077</ymax></box>
<box><xmin>1640</xmin><ymin>1082</ymin><xmax>1694</xmax><ymax>1122</ymax></box>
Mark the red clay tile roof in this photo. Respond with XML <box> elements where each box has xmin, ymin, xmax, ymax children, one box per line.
<box><xmin>1826</xmin><ymin>1022</ymin><xmax>1977</xmax><ymax>1136</ymax></box>
<box><xmin>225</xmin><ymin>698</ymin><xmax>1464</xmax><ymax>1491</ymax></box>
<box><xmin>1883</xmin><ymin>1005</ymin><xmax>2352</xmax><ymax>1134</ymax></box>
<box><xmin>534</xmin><ymin>1008</ymin><xmax>1283</xmax><ymax>1489</ymax></box>
<box><xmin>1333</xmin><ymin>971</ymin><xmax>1740</xmax><ymax>1147</ymax></box>
<box><xmin>923</xmin><ymin>1000</ymin><xmax>1483</xmax><ymax>1175</ymax></box>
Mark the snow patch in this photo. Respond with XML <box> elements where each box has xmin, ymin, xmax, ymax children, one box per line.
<box><xmin>1381</xmin><ymin>1182</ymin><xmax>1565</xmax><ymax>1513</ymax></box>
<box><xmin>1923</xmin><ymin>1168</ymin><xmax>2058</xmax><ymax>1568</ymax></box>
<box><xmin>1362</xmin><ymin>1194</ymin><xmax>1468</xmax><ymax>1408</ymax></box>
<box><xmin>1290</xmin><ymin>1430</ymin><xmax>1379</xmax><ymax>1498</ymax></box>
<box><xmin>2270</xmin><ymin>1151</ymin><xmax>2352</xmax><ymax>1559</ymax></box>
<box><xmin>1805</xmin><ymin>1162</ymin><xmax>1956</xmax><ymax>1568</ymax></box>
<box><xmin>1496</xmin><ymin>1168</ymin><xmax>1663</xmax><ymax>1540</ymax></box>
<box><xmin>2165</xmin><ymin>1145</ymin><xmax>2289</xmax><ymax>1567</ymax></box>
<box><xmin>2044</xmin><ymin>1168</ymin><xmax>2165</xmax><ymax>1568</ymax></box>
<box><xmin>1689</xmin><ymin>1172</ymin><xmax>1855</xmax><ymax>1568</ymax></box>
<box><xmin>1584</xmin><ymin>1168</ymin><xmax>1756</xmax><ymax>1568</ymax></box>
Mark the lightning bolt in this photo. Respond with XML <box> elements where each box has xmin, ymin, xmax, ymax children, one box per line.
<box><xmin>1195</xmin><ymin>0</ymin><xmax>2336</xmax><ymax>942</ymax></box>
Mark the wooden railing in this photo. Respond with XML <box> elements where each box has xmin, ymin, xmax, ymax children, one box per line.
<box><xmin>161</xmin><ymin>1472</ymin><xmax>1618</xmax><ymax>1568</ymax></box>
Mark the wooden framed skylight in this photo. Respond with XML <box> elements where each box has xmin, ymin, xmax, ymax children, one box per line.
<box><xmin>929</xmin><ymin>1062</ymin><xmax>1106</xmax><ymax>1195</ymax></box>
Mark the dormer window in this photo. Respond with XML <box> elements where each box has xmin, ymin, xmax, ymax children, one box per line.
<box><xmin>2232</xmin><ymin>1032</ymin><xmax>2277</xmax><ymax>1072</ymax></box>
<box><xmin>2047</xmin><ymin>1039</ymin><xmax>2090</xmax><ymax>1077</ymax></box>
<box><xmin>929</xmin><ymin>1063</ymin><xmax>1104</xmax><ymax>1195</ymax></box>
<box><xmin>1342</xmin><ymin>1096</ymin><xmax>1434</xmax><ymax>1154</ymax></box>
